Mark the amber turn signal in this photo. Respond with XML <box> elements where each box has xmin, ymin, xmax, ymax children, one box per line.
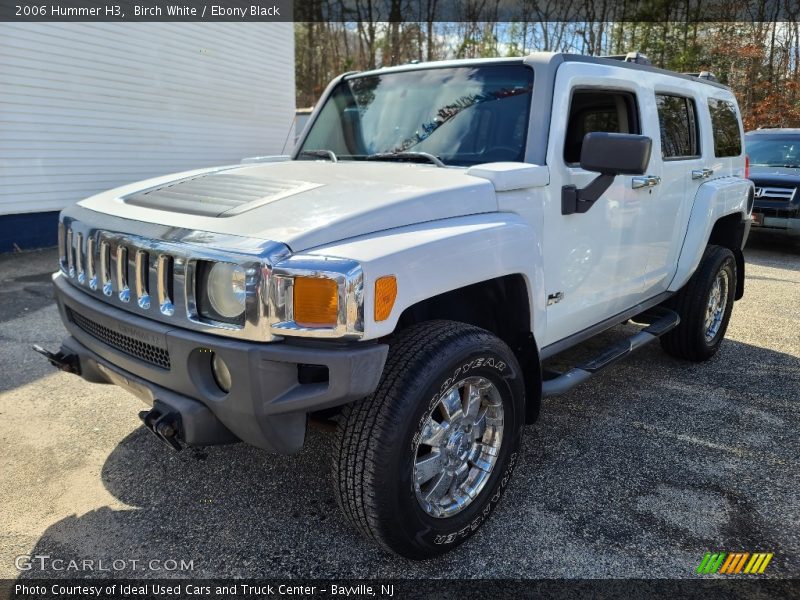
<box><xmin>374</xmin><ymin>276</ymin><xmax>397</xmax><ymax>322</ymax></box>
<box><xmin>293</xmin><ymin>277</ymin><xmax>338</xmax><ymax>327</ymax></box>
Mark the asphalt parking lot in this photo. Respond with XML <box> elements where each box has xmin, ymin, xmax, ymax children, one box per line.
<box><xmin>0</xmin><ymin>231</ymin><xmax>798</xmax><ymax>580</ymax></box>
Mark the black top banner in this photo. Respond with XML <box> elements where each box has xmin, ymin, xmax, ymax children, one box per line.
<box><xmin>0</xmin><ymin>0</ymin><xmax>798</xmax><ymax>22</ymax></box>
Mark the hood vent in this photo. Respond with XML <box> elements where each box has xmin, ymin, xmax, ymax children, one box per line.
<box><xmin>123</xmin><ymin>171</ymin><xmax>322</xmax><ymax>217</ymax></box>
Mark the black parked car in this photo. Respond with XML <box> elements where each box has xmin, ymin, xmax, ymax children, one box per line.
<box><xmin>745</xmin><ymin>128</ymin><xmax>800</xmax><ymax>235</ymax></box>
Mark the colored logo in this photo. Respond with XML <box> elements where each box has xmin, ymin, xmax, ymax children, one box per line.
<box><xmin>697</xmin><ymin>552</ymin><xmax>774</xmax><ymax>575</ymax></box>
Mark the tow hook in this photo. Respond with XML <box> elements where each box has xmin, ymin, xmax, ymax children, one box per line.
<box><xmin>139</xmin><ymin>408</ymin><xmax>183</xmax><ymax>452</ymax></box>
<box><xmin>32</xmin><ymin>344</ymin><xmax>81</xmax><ymax>375</ymax></box>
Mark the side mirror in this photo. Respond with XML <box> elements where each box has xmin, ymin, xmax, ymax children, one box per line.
<box><xmin>580</xmin><ymin>132</ymin><xmax>652</xmax><ymax>175</ymax></box>
<box><xmin>562</xmin><ymin>132</ymin><xmax>653</xmax><ymax>215</ymax></box>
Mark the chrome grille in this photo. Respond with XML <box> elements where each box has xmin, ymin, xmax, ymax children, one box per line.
<box><xmin>62</xmin><ymin>230</ymin><xmax>176</xmax><ymax>316</ymax></box>
<box><xmin>754</xmin><ymin>186</ymin><xmax>796</xmax><ymax>201</ymax></box>
<box><xmin>58</xmin><ymin>213</ymin><xmax>289</xmax><ymax>342</ymax></box>
<box><xmin>68</xmin><ymin>308</ymin><xmax>170</xmax><ymax>369</ymax></box>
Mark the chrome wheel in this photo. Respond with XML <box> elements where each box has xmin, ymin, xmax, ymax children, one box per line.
<box><xmin>704</xmin><ymin>269</ymin><xmax>729</xmax><ymax>342</ymax></box>
<box><xmin>413</xmin><ymin>376</ymin><xmax>504</xmax><ymax>518</ymax></box>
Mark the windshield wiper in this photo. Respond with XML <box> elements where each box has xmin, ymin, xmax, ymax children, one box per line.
<box><xmin>365</xmin><ymin>151</ymin><xmax>445</xmax><ymax>168</ymax></box>
<box><xmin>299</xmin><ymin>149</ymin><xmax>338</xmax><ymax>162</ymax></box>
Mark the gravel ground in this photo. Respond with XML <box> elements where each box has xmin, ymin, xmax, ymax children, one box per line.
<box><xmin>0</xmin><ymin>231</ymin><xmax>798</xmax><ymax>580</ymax></box>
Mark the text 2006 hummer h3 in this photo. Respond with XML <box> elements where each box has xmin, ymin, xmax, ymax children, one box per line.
<box><xmin>42</xmin><ymin>53</ymin><xmax>753</xmax><ymax>559</ymax></box>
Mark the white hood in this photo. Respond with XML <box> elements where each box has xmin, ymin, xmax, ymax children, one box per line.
<box><xmin>77</xmin><ymin>161</ymin><xmax>498</xmax><ymax>251</ymax></box>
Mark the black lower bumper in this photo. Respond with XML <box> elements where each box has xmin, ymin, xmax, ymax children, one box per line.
<box><xmin>53</xmin><ymin>274</ymin><xmax>388</xmax><ymax>454</ymax></box>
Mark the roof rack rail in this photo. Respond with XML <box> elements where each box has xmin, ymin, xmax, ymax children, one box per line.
<box><xmin>684</xmin><ymin>71</ymin><xmax>718</xmax><ymax>82</ymax></box>
<box><xmin>603</xmin><ymin>51</ymin><xmax>651</xmax><ymax>66</ymax></box>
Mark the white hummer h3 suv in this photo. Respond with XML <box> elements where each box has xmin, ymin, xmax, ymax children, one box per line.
<box><xmin>42</xmin><ymin>53</ymin><xmax>754</xmax><ymax>559</ymax></box>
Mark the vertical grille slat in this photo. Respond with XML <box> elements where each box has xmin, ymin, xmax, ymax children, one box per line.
<box><xmin>147</xmin><ymin>252</ymin><xmax>160</xmax><ymax>313</ymax></box>
<box><xmin>156</xmin><ymin>254</ymin><xmax>175</xmax><ymax>316</ymax></box>
<box><xmin>100</xmin><ymin>239</ymin><xmax>112</xmax><ymax>296</ymax></box>
<box><xmin>116</xmin><ymin>245</ymin><xmax>130</xmax><ymax>302</ymax></box>
<box><xmin>172</xmin><ymin>257</ymin><xmax>186</xmax><ymax>318</ymax></box>
<box><xmin>75</xmin><ymin>232</ymin><xmax>85</xmax><ymax>284</ymax></box>
<box><xmin>87</xmin><ymin>237</ymin><xmax>97</xmax><ymax>290</ymax></box>
<box><xmin>135</xmin><ymin>250</ymin><xmax>151</xmax><ymax>310</ymax></box>
<box><xmin>58</xmin><ymin>222</ymin><xmax>66</xmax><ymax>271</ymax></box>
<box><xmin>65</xmin><ymin>228</ymin><xmax>75</xmax><ymax>277</ymax></box>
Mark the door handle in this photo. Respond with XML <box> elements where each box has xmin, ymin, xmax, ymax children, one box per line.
<box><xmin>691</xmin><ymin>168</ymin><xmax>714</xmax><ymax>180</ymax></box>
<box><xmin>632</xmin><ymin>175</ymin><xmax>661</xmax><ymax>189</ymax></box>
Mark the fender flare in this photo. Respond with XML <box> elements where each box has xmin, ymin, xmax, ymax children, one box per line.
<box><xmin>669</xmin><ymin>178</ymin><xmax>752</xmax><ymax>294</ymax></box>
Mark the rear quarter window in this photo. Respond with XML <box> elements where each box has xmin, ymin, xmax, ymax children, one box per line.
<box><xmin>708</xmin><ymin>98</ymin><xmax>742</xmax><ymax>157</ymax></box>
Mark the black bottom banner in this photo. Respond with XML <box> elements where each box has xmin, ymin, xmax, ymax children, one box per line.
<box><xmin>2</xmin><ymin>579</ymin><xmax>799</xmax><ymax>600</ymax></box>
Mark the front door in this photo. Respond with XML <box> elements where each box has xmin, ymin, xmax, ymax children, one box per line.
<box><xmin>540</xmin><ymin>65</ymin><xmax>657</xmax><ymax>347</ymax></box>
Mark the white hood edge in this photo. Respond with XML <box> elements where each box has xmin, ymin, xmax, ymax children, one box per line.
<box><xmin>76</xmin><ymin>161</ymin><xmax>499</xmax><ymax>252</ymax></box>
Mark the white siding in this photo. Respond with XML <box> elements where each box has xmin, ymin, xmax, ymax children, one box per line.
<box><xmin>0</xmin><ymin>22</ymin><xmax>295</xmax><ymax>215</ymax></box>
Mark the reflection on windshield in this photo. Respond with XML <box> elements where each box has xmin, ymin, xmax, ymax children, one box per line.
<box><xmin>745</xmin><ymin>136</ymin><xmax>800</xmax><ymax>167</ymax></box>
<box><xmin>393</xmin><ymin>86</ymin><xmax>532</xmax><ymax>155</ymax></box>
<box><xmin>299</xmin><ymin>64</ymin><xmax>534</xmax><ymax>167</ymax></box>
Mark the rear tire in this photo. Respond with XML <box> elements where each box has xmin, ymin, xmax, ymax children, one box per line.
<box><xmin>332</xmin><ymin>320</ymin><xmax>525</xmax><ymax>559</ymax></box>
<box><xmin>660</xmin><ymin>245</ymin><xmax>737</xmax><ymax>362</ymax></box>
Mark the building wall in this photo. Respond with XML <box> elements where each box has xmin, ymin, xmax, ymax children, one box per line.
<box><xmin>0</xmin><ymin>22</ymin><xmax>295</xmax><ymax>249</ymax></box>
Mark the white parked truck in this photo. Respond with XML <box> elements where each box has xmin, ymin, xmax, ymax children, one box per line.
<box><xmin>40</xmin><ymin>53</ymin><xmax>753</xmax><ymax>559</ymax></box>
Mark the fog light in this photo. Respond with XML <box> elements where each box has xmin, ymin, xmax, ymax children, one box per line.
<box><xmin>211</xmin><ymin>354</ymin><xmax>232</xmax><ymax>393</ymax></box>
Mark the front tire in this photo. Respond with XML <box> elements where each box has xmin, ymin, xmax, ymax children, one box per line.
<box><xmin>332</xmin><ymin>321</ymin><xmax>525</xmax><ymax>559</ymax></box>
<box><xmin>660</xmin><ymin>245</ymin><xmax>737</xmax><ymax>361</ymax></box>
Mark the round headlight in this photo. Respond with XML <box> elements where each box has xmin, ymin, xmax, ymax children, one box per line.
<box><xmin>207</xmin><ymin>262</ymin><xmax>247</xmax><ymax>319</ymax></box>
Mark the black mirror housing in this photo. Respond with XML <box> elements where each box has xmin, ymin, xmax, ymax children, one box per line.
<box><xmin>579</xmin><ymin>132</ymin><xmax>652</xmax><ymax>175</ymax></box>
<box><xmin>562</xmin><ymin>132</ymin><xmax>654</xmax><ymax>215</ymax></box>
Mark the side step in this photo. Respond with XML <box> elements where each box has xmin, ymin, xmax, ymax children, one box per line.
<box><xmin>542</xmin><ymin>307</ymin><xmax>679</xmax><ymax>397</ymax></box>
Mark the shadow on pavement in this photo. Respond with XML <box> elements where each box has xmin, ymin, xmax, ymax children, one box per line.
<box><xmin>745</xmin><ymin>229</ymin><xmax>800</xmax><ymax>267</ymax></box>
<box><xmin>17</xmin><ymin>336</ymin><xmax>800</xmax><ymax>579</ymax></box>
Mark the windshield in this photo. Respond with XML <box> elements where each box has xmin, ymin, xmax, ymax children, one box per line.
<box><xmin>745</xmin><ymin>134</ymin><xmax>800</xmax><ymax>167</ymax></box>
<box><xmin>298</xmin><ymin>64</ymin><xmax>534</xmax><ymax>167</ymax></box>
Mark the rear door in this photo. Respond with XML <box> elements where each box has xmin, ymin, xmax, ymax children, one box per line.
<box><xmin>641</xmin><ymin>87</ymin><xmax>706</xmax><ymax>294</ymax></box>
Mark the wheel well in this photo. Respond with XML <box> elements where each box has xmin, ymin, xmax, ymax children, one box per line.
<box><xmin>394</xmin><ymin>275</ymin><xmax>542</xmax><ymax>423</ymax></box>
<box><xmin>708</xmin><ymin>212</ymin><xmax>747</xmax><ymax>300</ymax></box>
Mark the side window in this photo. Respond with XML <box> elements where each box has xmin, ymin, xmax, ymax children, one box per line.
<box><xmin>656</xmin><ymin>94</ymin><xmax>700</xmax><ymax>159</ymax></box>
<box><xmin>708</xmin><ymin>98</ymin><xmax>742</xmax><ymax>157</ymax></box>
<box><xmin>564</xmin><ymin>89</ymin><xmax>640</xmax><ymax>164</ymax></box>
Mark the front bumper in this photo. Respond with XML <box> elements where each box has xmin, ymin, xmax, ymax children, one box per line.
<box><xmin>53</xmin><ymin>273</ymin><xmax>388</xmax><ymax>454</ymax></box>
<box><xmin>751</xmin><ymin>212</ymin><xmax>800</xmax><ymax>234</ymax></box>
